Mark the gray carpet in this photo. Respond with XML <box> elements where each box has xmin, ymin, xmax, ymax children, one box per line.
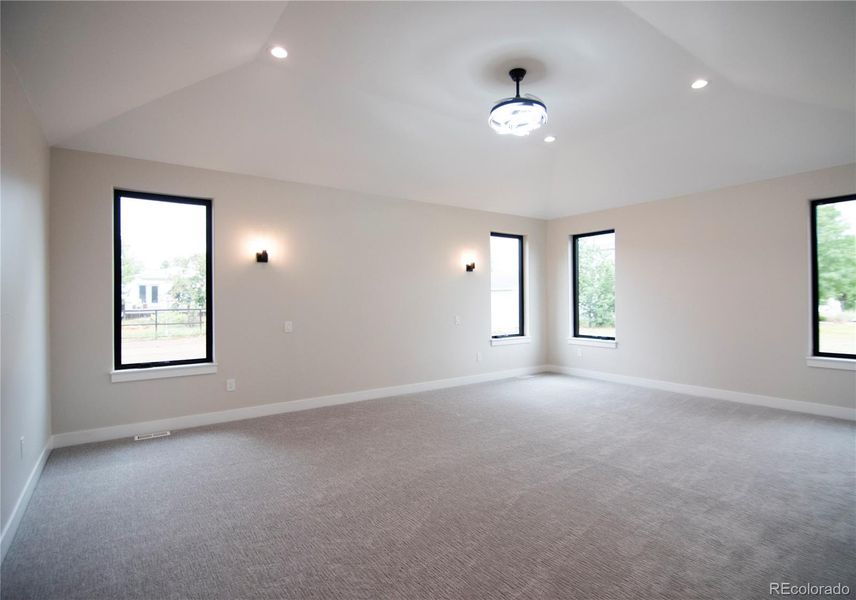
<box><xmin>2</xmin><ymin>374</ymin><xmax>854</xmax><ymax>599</ymax></box>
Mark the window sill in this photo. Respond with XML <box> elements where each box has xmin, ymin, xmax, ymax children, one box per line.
<box><xmin>111</xmin><ymin>363</ymin><xmax>218</xmax><ymax>383</ymax></box>
<box><xmin>805</xmin><ymin>357</ymin><xmax>855</xmax><ymax>371</ymax></box>
<box><xmin>567</xmin><ymin>337</ymin><xmax>617</xmax><ymax>349</ymax></box>
<box><xmin>491</xmin><ymin>336</ymin><xmax>531</xmax><ymax>346</ymax></box>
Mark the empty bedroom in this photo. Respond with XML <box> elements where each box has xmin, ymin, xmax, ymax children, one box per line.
<box><xmin>1</xmin><ymin>1</ymin><xmax>854</xmax><ymax>599</ymax></box>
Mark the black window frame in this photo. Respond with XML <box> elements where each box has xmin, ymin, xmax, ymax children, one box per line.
<box><xmin>810</xmin><ymin>193</ymin><xmax>856</xmax><ymax>360</ymax></box>
<box><xmin>572</xmin><ymin>229</ymin><xmax>616</xmax><ymax>341</ymax></box>
<box><xmin>114</xmin><ymin>189</ymin><xmax>213</xmax><ymax>370</ymax></box>
<box><xmin>490</xmin><ymin>232</ymin><xmax>525</xmax><ymax>339</ymax></box>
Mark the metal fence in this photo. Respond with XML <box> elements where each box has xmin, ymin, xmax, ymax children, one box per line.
<box><xmin>121</xmin><ymin>308</ymin><xmax>206</xmax><ymax>340</ymax></box>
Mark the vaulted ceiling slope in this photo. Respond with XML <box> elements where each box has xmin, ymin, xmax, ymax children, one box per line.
<box><xmin>3</xmin><ymin>1</ymin><xmax>854</xmax><ymax>219</ymax></box>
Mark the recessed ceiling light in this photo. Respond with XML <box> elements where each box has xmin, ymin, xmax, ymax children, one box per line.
<box><xmin>270</xmin><ymin>46</ymin><xmax>288</xmax><ymax>59</ymax></box>
<box><xmin>691</xmin><ymin>79</ymin><xmax>708</xmax><ymax>90</ymax></box>
<box><xmin>544</xmin><ymin>135</ymin><xmax>556</xmax><ymax>143</ymax></box>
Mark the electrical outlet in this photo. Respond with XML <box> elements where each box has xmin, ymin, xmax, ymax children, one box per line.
<box><xmin>226</xmin><ymin>378</ymin><xmax>236</xmax><ymax>392</ymax></box>
<box><xmin>454</xmin><ymin>315</ymin><xmax>461</xmax><ymax>326</ymax></box>
<box><xmin>476</xmin><ymin>351</ymin><xmax>482</xmax><ymax>362</ymax></box>
<box><xmin>576</xmin><ymin>348</ymin><xmax>583</xmax><ymax>358</ymax></box>
<box><xmin>19</xmin><ymin>437</ymin><xmax>24</xmax><ymax>460</ymax></box>
<box><xmin>284</xmin><ymin>321</ymin><xmax>294</xmax><ymax>333</ymax></box>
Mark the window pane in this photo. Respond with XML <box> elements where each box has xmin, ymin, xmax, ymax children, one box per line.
<box><xmin>491</xmin><ymin>234</ymin><xmax>523</xmax><ymax>337</ymax></box>
<box><xmin>575</xmin><ymin>232</ymin><xmax>615</xmax><ymax>339</ymax></box>
<box><xmin>118</xmin><ymin>194</ymin><xmax>209</xmax><ymax>366</ymax></box>
<box><xmin>816</xmin><ymin>198</ymin><xmax>856</xmax><ymax>356</ymax></box>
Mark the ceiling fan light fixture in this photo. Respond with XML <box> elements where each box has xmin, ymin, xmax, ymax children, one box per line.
<box><xmin>489</xmin><ymin>68</ymin><xmax>547</xmax><ymax>136</ymax></box>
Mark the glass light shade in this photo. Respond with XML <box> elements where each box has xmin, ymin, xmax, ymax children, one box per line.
<box><xmin>488</xmin><ymin>95</ymin><xmax>548</xmax><ymax>136</ymax></box>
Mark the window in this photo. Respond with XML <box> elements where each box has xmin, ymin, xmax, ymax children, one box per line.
<box><xmin>490</xmin><ymin>232</ymin><xmax>524</xmax><ymax>338</ymax></box>
<box><xmin>572</xmin><ymin>230</ymin><xmax>615</xmax><ymax>340</ymax></box>
<box><xmin>114</xmin><ymin>190</ymin><xmax>212</xmax><ymax>370</ymax></box>
<box><xmin>811</xmin><ymin>194</ymin><xmax>856</xmax><ymax>359</ymax></box>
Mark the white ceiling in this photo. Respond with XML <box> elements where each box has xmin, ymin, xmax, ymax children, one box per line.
<box><xmin>3</xmin><ymin>1</ymin><xmax>854</xmax><ymax>219</ymax></box>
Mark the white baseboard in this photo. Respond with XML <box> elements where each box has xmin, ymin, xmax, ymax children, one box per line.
<box><xmin>51</xmin><ymin>363</ymin><xmax>854</xmax><ymax>449</ymax></box>
<box><xmin>545</xmin><ymin>365</ymin><xmax>856</xmax><ymax>421</ymax></box>
<box><xmin>52</xmin><ymin>365</ymin><xmax>550</xmax><ymax>448</ymax></box>
<box><xmin>1</xmin><ymin>439</ymin><xmax>52</xmax><ymax>561</ymax></box>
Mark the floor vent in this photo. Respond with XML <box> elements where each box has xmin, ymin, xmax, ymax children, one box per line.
<box><xmin>134</xmin><ymin>431</ymin><xmax>171</xmax><ymax>441</ymax></box>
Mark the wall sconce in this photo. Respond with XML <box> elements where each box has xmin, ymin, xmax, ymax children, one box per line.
<box><xmin>256</xmin><ymin>250</ymin><xmax>269</xmax><ymax>263</ymax></box>
<box><xmin>461</xmin><ymin>250</ymin><xmax>477</xmax><ymax>273</ymax></box>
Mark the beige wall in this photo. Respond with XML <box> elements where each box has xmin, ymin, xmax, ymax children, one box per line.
<box><xmin>1</xmin><ymin>54</ymin><xmax>52</xmax><ymax>530</ymax></box>
<box><xmin>21</xmin><ymin>124</ymin><xmax>856</xmax><ymax>443</ymax></box>
<box><xmin>49</xmin><ymin>149</ymin><xmax>547</xmax><ymax>434</ymax></box>
<box><xmin>547</xmin><ymin>164</ymin><xmax>856</xmax><ymax>410</ymax></box>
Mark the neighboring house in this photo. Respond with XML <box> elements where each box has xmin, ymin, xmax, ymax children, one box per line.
<box><xmin>819</xmin><ymin>298</ymin><xmax>844</xmax><ymax>321</ymax></box>
<box><xmin>124</xmin><ymin>272</ymin><xmax>175</xmax><ymax>310</ymax></box>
